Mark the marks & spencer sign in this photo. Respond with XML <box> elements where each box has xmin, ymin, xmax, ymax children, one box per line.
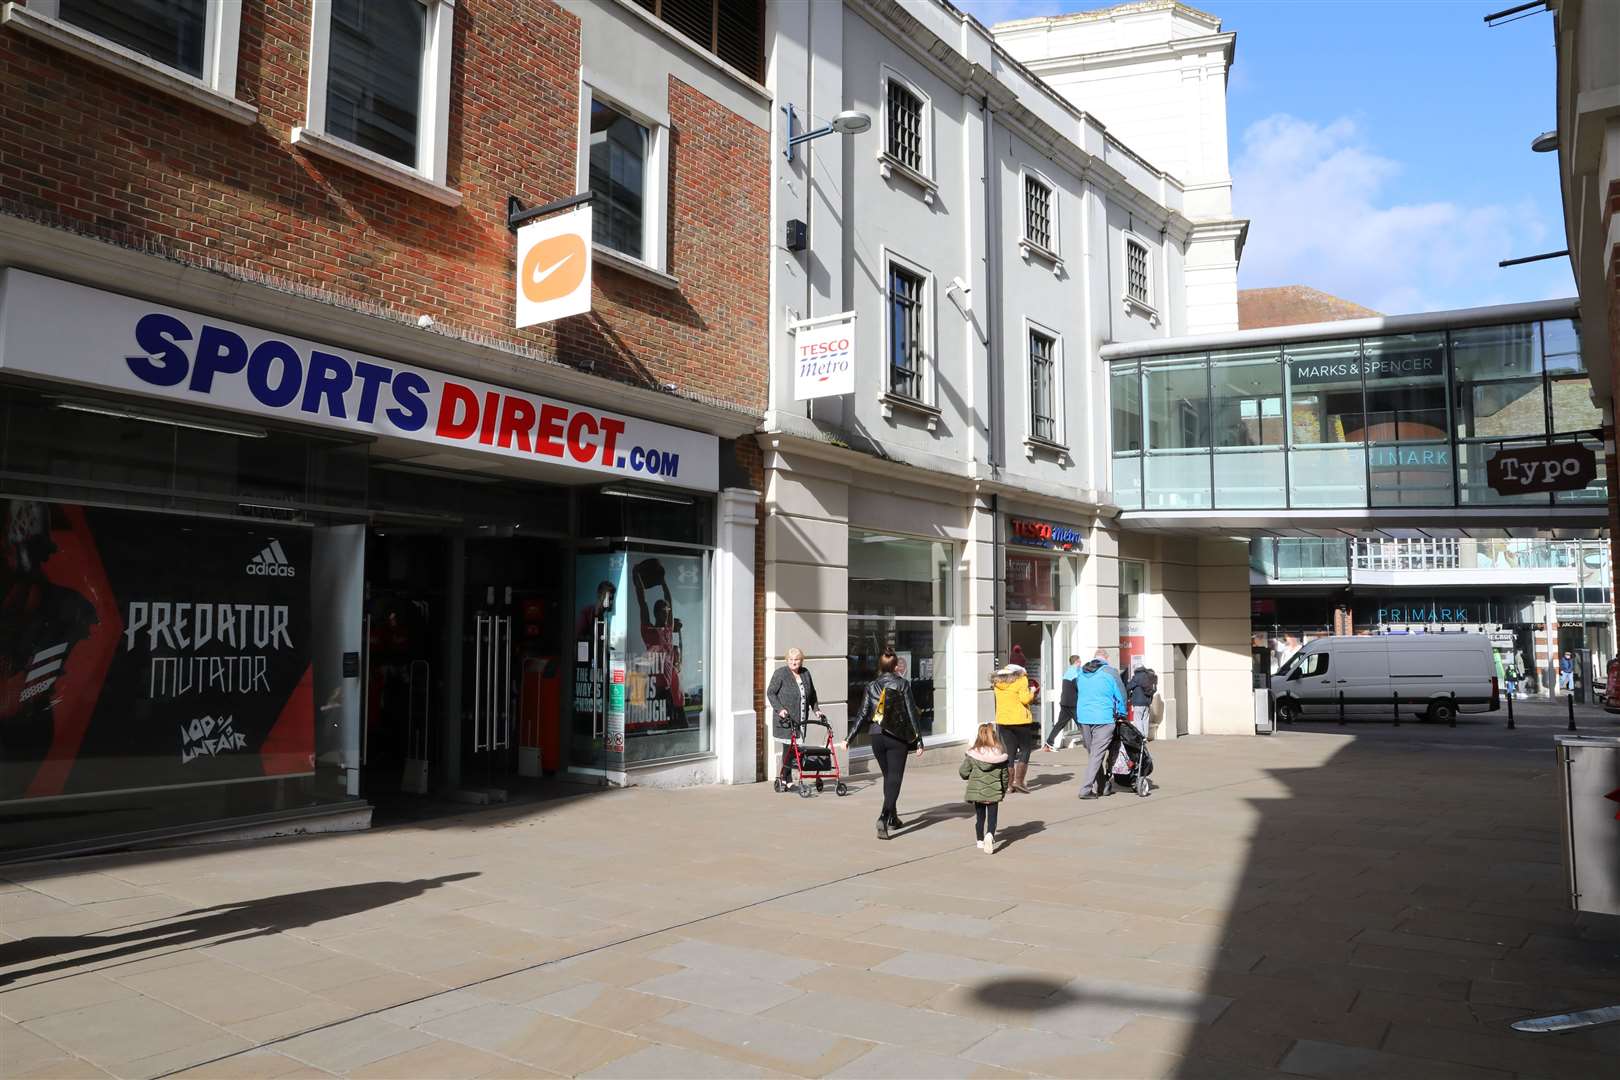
<box><xmin>789</xmin><ymin>312</ymin><xmax>856</xmax><ymax>400</ymax></box>
<box><xmin>0</xmin><ymin>270</ymin><xmax>717</xmax><ymax>492</ymax></box>
<box><xmin>1009</xmin><ymin>517</ymin><xmax>1084</xmax><ymax>552</ymax></box>
<box><xmin>1288</xmin><ymin>351</ymin><xmax>1441</xmax><ymax>386</ymax></box>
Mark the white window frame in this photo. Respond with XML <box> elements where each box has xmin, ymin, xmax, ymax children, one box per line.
<box><xmin>880</xmin><ymin>248</ymin><xmax>938</xmax><ymax>418</ymax></box>
<box><xmin>2</xmin><ymin>0</ymin><xmax>254</xmax><ymax>124</ymax></box>
<box><xmin>1024</xmin><ymin>318</ymin><xmax>1065</xmax><ymax>451</ymax></box>
<box><xmin>577</xmin><ymin>82</ymin><xmax>673</xmax><ymax>284</ymax></box>
<box><xmin>292</xmin><ymin>0</ymin><xmax>460</xmax><ymax>206</ymax></box>
<box><xmin>1122</xmin><ymin>232</ymin><xmax>1159</xmax><ymax>326</ymax></box>
<box><xmin>877</xmin><ymin>67</ymin><xmax>936</xmax><ymax>203</ymax></box>
<box><xmin>1019</xmin><ymin>168</ymin><xmax>1060</xmax><ymax>264</ymax></box>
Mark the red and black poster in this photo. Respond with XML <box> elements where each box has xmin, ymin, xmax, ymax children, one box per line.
<box><xmin>0</xmin><ymin>500</ymin><xmax>313</xmax><ymax>802</ymax></box>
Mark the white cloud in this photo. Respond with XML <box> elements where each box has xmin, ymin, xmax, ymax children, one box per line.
<box><xmin>1233</xmin><ymin>114</ymin><xmax>1572</xmax><ymax>313</ymax></box>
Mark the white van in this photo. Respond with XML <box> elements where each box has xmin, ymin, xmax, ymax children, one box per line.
<box><xmin>1271</xmin><ymin>634</ymin><xmax>1500</xmax><ymax>724</ymax></box>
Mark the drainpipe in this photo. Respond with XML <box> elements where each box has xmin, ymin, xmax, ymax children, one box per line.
<box><xmin>982</xmin><ymin>94</ymin><xmax>1005</xmax><ymax>665</ymax></box>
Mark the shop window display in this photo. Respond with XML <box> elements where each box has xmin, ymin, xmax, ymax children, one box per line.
<box><xmin>847</xmin><ymin>530</ymin><xmax>953</xmax><ymax>742</ymax></box>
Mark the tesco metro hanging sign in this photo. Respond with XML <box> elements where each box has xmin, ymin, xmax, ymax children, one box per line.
<box><xmin>789</xmin><ymin>312</ymin><xmax>856</xmax><ymax>400</ymax></box>
<box><xmin>0</xmin><ymin>270</ymin><xmax>717</xmax><ymax>491</ymax></box>
<box><xmin>515</xmin><ymin>205</ymin><xmax>593</xmax><ymax>328</ymax></box>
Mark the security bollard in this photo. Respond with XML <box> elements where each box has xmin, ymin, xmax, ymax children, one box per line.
<box><xmin>1568</xmin><ymin>693</ymin><xmax>1578</xmax><ymax>732</ymax></box>
<box><xmin>1506</xmin><ymin>691</ymin><xmax>1515</xmax><ymax>730</ymax></box>
<box><xmin>1392</xmin><ymin>691</ymin><xmax>1400</xmax><ymax>727</ymax></box>
<box><xmin>1450</xmin><ymin>690</ymin><xmax>1457</xmax><ymax>729</ymax></box>
<box><xmin>1338</xmin><ymin>690</ymin><xmax>1346</xmax><ymax>726</ymax></box>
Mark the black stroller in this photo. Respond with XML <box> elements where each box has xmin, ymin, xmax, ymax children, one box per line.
<box><xmin>1104</xmin><ymin>715</ymin><xmax>1154</xmax><ymax>797</ymax></box>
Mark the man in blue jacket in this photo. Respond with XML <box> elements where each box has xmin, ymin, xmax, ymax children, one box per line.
<box><xmin>1074</xmin><ymin>654</ymin><xmax>1126</xmax><ymax>799</ymax></box>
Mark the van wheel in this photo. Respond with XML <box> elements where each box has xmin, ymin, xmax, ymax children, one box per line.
<box><xmin>1428</xmin><ymin>701</ymin><xmax>1455</xmax><ymax>725</ymax></box>
<box><xmin>1277</xmin><ymin>701</ymin><xmax>1300</xmax><ymax>725</ymax></box>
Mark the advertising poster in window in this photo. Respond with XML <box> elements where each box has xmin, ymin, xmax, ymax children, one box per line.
<box><xmin>626</xmin><ymin>554</ymin><xmax>705</xmax><ymax>737</ymax></box>
<box><xmin>0</xmin><ymin>501</ymin><xmax>313</xmax><ymax>803</ymax></box>
<box><xmin>572</xmin><ymin>553</ymin><xmax>627</xmax><ymax>754</ymax></box>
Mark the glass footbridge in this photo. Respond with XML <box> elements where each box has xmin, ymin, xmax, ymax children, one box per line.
<box><xmin>1101</xmin><ymin>299</ymin><xmax>1606</xmax><ymax>537</ymax></box>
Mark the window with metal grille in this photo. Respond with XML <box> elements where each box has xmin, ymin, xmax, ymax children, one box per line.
<box><xmin>1024</xmin><ymin>176</ymin><xmax>1053</xmax><ymax>251</ymax></box>
<box><xmin>58</xmin><ymin>0</ymin><xmax>208</xmax><ymax>78</ymax></box>
<box><xmin>589</xmin><ymin>100</ymin><xmax>649</xmax><ymax>261</ymax></box>
<box><xmin>1126</xmin><ymin>239</ymin><xmax>1150</xmax><ymax>305</ymax></box>
<box><xmin>631</xmin><ymin>0</ymin><xmax>764</xmax><ymax>81</ymax></box>
<box><xmin>886</xmin><ymin>80</ymin><xmax>924</xmax><ymax>172</ymax></box>
<box><xmin>1030</xmin><ymin>330</ymin><xmax>1057</xmax><ymax>442</ymax></box>
<box><xmin>324</xmin><ymin>0</ymin><xmax>426</xmax><ymax>168</ymax></box>
<box><xmin>888</xmin><ymin>264</ymin><xmax>926</xmax><ymax>401</ymax></box>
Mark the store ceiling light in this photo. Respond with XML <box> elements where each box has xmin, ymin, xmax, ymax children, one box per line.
<box><xmin>599</xmin><ymin>483</ymin><xmax>693</xmax><ymax>506</ymax></box>
<box><xmin>374</xmin><ymin>462</ymin><xmax>501</xmax><ymax>485</ymax></box>
<box><xmin>54</xmin><ymin>398</ymin><xmax>267</xmax><ymax>439</ymax></box>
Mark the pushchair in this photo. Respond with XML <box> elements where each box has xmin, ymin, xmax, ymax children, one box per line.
<box><xmin>773</xmin><ymin>716</ymin><xmax>849</xmax><ymax>798</ymax></box>
<box><xmin>1104</xmin><ymin>714</ymin><xmax>1154</xmax><ymax>797</ymax></box>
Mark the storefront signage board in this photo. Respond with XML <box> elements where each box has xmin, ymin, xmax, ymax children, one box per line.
<box><xmin>789</xmin><ymin>312</ymin><xmax>856</xmax><ymax>400</ymax></box>
<box><xmin>1008</xmin><ymin>516</ymin><xmax>1084</xmax><ymax>552</ymax></box>
<box><xmin>515</xmin><ymin>206</ymin><xmax>593</xmax><ymax>327</ymax></box>
<box><xmin>1288</xmin><ymin>351</ymin><xmax>1441</xmax><ymax>386</ymax></box>
<box><xmin>1486</xmin><ymin>442</ymin><xmax>1596</xmax><ymax>495</ymax></box>
<box><xmin>0</xmin><ymin>270</ymin><xmax>717</xmax><ymax>491</ymax></box>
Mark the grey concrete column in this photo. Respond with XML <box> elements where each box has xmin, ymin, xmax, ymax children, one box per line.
<box><xmin>714</xmin><ymin>487</ymin><xmax>760</xmax><ymax>784</ymax></box>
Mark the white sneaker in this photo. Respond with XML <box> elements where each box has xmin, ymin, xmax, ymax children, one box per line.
<box><xmin>975</xmin><ymin>836</ymin><xmax>984</xmax><ymax>850</ymax></box>
<box><xmin>983</xmin><ymin>831</ymin><xmax>996</xmax><ymax>854</ymax></box>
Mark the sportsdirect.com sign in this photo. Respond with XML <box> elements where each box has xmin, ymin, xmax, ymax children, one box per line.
<box><xmin>790</xmin><ymin>313</ymin><xmax>856</xmax><ymax>400</ymax></box>
<box><xmin>0</xmin><ymin>270</ymin><xmax>717</xmax><ymax>492</ymax></box>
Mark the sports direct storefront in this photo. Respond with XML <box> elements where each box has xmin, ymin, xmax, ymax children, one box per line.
<box><xmin>0</xmin><ymin>269</ymin><xmax>738</xmax><ymax>857</ymax></box>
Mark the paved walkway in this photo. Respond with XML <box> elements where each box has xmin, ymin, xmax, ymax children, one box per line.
<box><xmin>3</xmin><ymin>710</ymin><xmax>1619</xmax><ymax>1079</ymax></box>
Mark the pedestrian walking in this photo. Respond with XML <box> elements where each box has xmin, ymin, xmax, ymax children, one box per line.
<box><xmin>1125</xmin><ymin>664</ymin><xmax>1157</xmax><ymax>733</ymax></box>
<box><xmin>1559</xmin><ymin>652</ymin><xmax>1574</xmax><ymax>692</ymax></box>
<box><xmin>960</xmin><ymin>722</ymin><xmax>1009</xmax><ymax>854</ymax></box>
<box><xmin>991</xmin><ymin>664</ymin><xmax>1038</xmax><ymax>793</ymax></box>
<box><xmin>767</xmin><ymin>647</ymin><xmax>822</xmax><ymax>786</ymax></box>
<box><xmin>1074</xmin><ymin>654</ymin><xmax>1126</xmax><ymax>800</ymax></box>
<box><xmin>1042</xmin><ymin>655</ymin><xmax>1082</xmax><ymax>751</ymax></box>
<box><xmin>844</xmin><ymin>650</ymin><xmax>923</xmax><ymax>839</ymax></box>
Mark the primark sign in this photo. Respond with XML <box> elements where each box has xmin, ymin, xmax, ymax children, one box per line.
<box><xmin>1288</xmin><ymin>351</ymin><xmax>1442</xmax><ymax>386</ymax></box>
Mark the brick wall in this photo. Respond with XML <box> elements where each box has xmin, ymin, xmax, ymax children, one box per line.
<box><xmin>0</xmin><ymin>0</ymin><xmax>767</xmax><ymax>414</ymax></box>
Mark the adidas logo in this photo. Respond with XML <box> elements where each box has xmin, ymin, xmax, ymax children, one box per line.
<box><xmin>246</xmin><ymin>539</ymin><xmax>296</xmax><ymax>577</ymax></box>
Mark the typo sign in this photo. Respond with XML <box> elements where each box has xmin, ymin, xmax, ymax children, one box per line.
<box><xmin>1009</xmin><ymin>516</ymin><xmax>1084</xmax><ymax>552</ymax></box>
<box><xmin>1486</xmin><ymin>443</ymin><xmax>1597</xmax><ymax>495</ymax></box>
<box><xmin>0</xmin><ymin>270</ymin><xmax>718</xmax><ymax>492</ymax></box>
<box><xmin>1288</xmin><ymin>351</ymin><xmax>1441</xmax><ymax>386</ymax></box>
<box><xmin>790</xmin><ymin>313</ymin><xmax>856</xmax><ymax>400</ymax></box>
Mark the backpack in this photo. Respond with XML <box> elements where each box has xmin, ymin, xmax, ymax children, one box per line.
<box><xmin>873</xmin><ymin>682</ymin><xmax>918</xmax><ymax>745</ymax></box>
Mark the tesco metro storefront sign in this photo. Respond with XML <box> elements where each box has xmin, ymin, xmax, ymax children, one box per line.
<box><xmin>0</xmin><ymin>270</ymin><xmax>717</xmax><ymax>491</ymax></box>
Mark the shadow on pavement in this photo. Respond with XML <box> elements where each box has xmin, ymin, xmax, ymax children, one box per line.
<box><xmin>1166</xmin><ymin>732</ymin><xmax>1620</xmax><ymax>1077</ymax></box>
<box><xmin>0</xmin><ymin>872</ymin><xmax>480</xmax><ymax>987</ymax></box>
<box><xmin>993</xmin><ymin>819</ymin><xmax>1046</xmax><ymax>848</ymax></box>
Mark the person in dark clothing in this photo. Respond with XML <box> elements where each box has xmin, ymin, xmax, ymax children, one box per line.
<box><xmin>767</xmin><ymin>647</ymin><xmax>821</xmax><ymax>784</ymax></box>
<box><xmin>1125</xmin><ymin>666</ymin><xmax>1157</xmax><ymax>730</ymax></box>
<box><xmin>844</xmin><ymin>650</ymin><xmax>923</xmax><ymax>839</ymax></box>
<box><xmin>1042</xmin><ymin>654</ymin><xmax>1082</xmax><ymax>752</ymax></box>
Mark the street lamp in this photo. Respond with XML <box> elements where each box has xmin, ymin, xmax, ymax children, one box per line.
<box><xmin>782</xmin><ymin>105</ymin><xmax>871</xmax><ymax>162</ymax></box>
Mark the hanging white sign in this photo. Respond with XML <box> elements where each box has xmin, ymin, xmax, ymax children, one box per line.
<box><xmin>790</xmin><ymin>313</ymin><xmax>856</xmax><ymax>400</ymax></box>
<box><xmin>515</xmin><ymin>205</ymin><xmax>593</xmax><ymax>328</ymax></box>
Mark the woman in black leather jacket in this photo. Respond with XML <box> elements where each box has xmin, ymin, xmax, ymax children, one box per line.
<box><xmin>842</xmin><ymin>650</ymin><xmax>923</xmax><ymax>839</ymax></box>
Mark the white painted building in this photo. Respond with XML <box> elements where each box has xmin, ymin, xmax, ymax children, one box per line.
<box><xmin>993</xmin><ymin>0</ymin><xmax>1248</xmax><ymax>334</ymax></box>
<box><xmin>760</xmin><ymin>0</ymin><xmax>1255</xmax><ymax>777</ymax></box>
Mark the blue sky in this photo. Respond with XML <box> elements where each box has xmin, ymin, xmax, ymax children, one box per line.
<box><xmin>954</xmin><ymin>0</ymin><xmax>1575</xmax><ymax>313</ymax></box>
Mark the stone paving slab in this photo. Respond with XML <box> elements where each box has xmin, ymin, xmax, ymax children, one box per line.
<box><xmin>3</xmin><ymin>708</ymin><xmax>1620</xmax><ymax>1078</ymax></box>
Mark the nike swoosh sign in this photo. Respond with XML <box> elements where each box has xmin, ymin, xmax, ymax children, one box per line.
<box><xmin>519</xmin><ymin>231</ymin><xmax>589</xmax><ymax>305</ymax></box>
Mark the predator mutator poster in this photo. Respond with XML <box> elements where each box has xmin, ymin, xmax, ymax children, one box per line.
<box><xmin>626</xmin><ymin>554</ymin><xmax>704</xmax><ymax>736</ymax></box>
<box><xmin>0</xmin><ymin>500</ymin><xmax>314</xmax><ymax>802</ymax></box>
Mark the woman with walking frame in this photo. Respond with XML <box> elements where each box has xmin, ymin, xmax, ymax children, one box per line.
<box><xmin>843</xmin><ymin>650</ymin><xmax>923</xmax><ymax>839</ymax></box>
<box><xmin>767</xmin><ymin>647</ymin><xmax>822</xmax><ymax>787</ymax></box>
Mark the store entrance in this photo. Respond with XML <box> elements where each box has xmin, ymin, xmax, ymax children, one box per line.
<box><xmin>363</xmin><ymin>529</ymin><xmax>570</xmax><ymax>805</ymax></box>
<box><xmin>1008</xmin><ymin>620</ymin><xmax>1055</xmax><ymax>733</ymax></box>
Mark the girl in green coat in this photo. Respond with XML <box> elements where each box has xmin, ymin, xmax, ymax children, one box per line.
<box><xmin>960</xmin><ymin>722</ymin><xmax>1010</xmax><ymax>853</ymax></box>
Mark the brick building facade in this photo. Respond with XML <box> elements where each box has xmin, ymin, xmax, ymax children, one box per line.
<box><xmin>0</xmin><ymin>0</ymin><xmax>771</xmax><ymax>856</ymax></box>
